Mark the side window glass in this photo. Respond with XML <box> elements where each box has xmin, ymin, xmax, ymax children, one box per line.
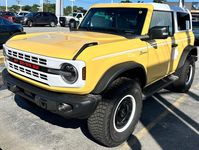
<box><xmin>77</xmin><ymin>14</ymin><xmax>82</xmax><ymax>18</ymax></box>
<box><xmin>150</xmin><ymin>11</ymin><xmax>173</xmax><ymax>36</ymax></box>
<box><xmin>4</xmin><ymin>19</ymin><xmax>12</xmax><ymax>25</ymax></box>
<box><xmin>43</xmin><ymin>13</ymin><xmax>49</xmax><ymax>17</ymax></box>
<box><xmin>177</xmin><ymin>12</ymin><xmax>191</xmax><ymax>31</ymax></box>
<box><xmin>35</xmin><ymin>13</ymin><xmax>40</xmax><ymax>17</ymax></box>
<box><xmin>0</xmin><ymin>18</ymin><xmax>4</xmax><ymax>25</ymax></box>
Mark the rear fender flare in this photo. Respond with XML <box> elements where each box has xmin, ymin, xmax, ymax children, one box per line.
<box><xmin>177</xmin><ymin>45</ymin><xmax>198</xmax><ymax>69</ymax></box>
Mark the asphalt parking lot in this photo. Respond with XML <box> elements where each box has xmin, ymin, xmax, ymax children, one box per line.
<box><xmin>0</xmin><ymin>27</ymin><xmax>198</xmax><ymax>150</ymax></box>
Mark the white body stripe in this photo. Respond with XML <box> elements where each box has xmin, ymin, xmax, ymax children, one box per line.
<box><xmin>93</xmin><ymin>37</ymin><xmax>192</xmax><ymax>61</ymax></box>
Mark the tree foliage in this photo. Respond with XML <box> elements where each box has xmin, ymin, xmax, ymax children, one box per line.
<box><xmin>121</xmin><ymin>0</ymin><xmax>132</xmax><ymax>3</ymax></box>
<box><xmin>0</xmin><ymin>3</ymin><xmax>86</xmax><ymax>15</ymax></box>
<box><xmin>64</xmin><ymin>6</ymin><xmax>86</xmax><ymax>15</ymax></box>
<box><xmin>153</xmin><ymin>0</ymin><xmax>167</xmax><ymax>3</ymax></box>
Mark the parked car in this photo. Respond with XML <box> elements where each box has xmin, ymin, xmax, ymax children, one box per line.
<box><xmin>59</xmin><ymin>12</ymin><xmax>84</xmax><ymax>27</ymax></box>
<box><xmin>0</xmin><ymin>17</ymin><xmax>24</xmax><ymax>45</ymax></box>
<box><xmin>0</xmin><ymin>11</ymin><xmax>17</xmax><ymax>22</ymax></box>
<box><xmin>193</xmin><ymin>21</ymin><xmax>199</xmax><ymax>46</ymax></box>
<box><xmin>17</xmin><ymin>11</ymin><xmax>30</xmax><ymax>17</ymax></box>
<box><xmin>23</xmin><ymin>12</ymin><xmax>58</xmax><ymax>27</ymax></box>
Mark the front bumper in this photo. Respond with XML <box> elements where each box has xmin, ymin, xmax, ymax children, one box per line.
<box><xmin>2</xmin><ymin>69</ymin><xmax>101</xmax><ymax>119</ymax></box>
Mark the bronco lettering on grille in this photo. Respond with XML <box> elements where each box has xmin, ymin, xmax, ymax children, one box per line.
<box><xmin>13</xmin><ymin>58</ymin><xmax>40</xmax><ymax>70</ymax></box>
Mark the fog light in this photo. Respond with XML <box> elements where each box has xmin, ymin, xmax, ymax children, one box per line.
<box><xmin>58</xmin><ymin>103</ymin><xmax>72</xmax><ymax>112</ymax></box>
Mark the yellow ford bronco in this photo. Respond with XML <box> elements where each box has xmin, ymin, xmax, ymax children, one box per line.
<box><xmin>2</xmin><ymin>3</ymin><xmax>198</xmax><ymax>147</ymax></box>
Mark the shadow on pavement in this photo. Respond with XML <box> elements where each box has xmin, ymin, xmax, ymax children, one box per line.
<box><xmin>128</xmin><ymin>93</ymin><xmax>199</xmax><ymax>150</ymax></box>
<box><xmin>187</xmin><ymin>91</ymin><xmax>199</xmax><ymax>101</ymax></box>
<box><xmin>127</xmin><ymin>135</ymin><xmax>142</xmax><ymax>150</ymax></box>
<box><xmin>14</xmin><ymin>91</ymin><xmax>199</xmax><ymax>149</ymax></box>
<box><xmin>14</xmin><ymin>95</ymin><xmax>95</xmax><ymax>141</ymax></box>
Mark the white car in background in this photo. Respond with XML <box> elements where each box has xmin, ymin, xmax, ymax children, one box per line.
<box><xmin>17</xmin><ymin>11</ymin><xmax>30</xmax><ymax>17</ymax></box>
<box><xmin>59</xmin><ymin>12</ymin><xmax>84</xmax><ymax>27</ymax></box>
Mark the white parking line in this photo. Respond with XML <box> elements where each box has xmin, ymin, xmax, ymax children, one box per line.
<box><xmin>153</xmin><ymin>96</ymin><xmax>199</xmax><ymax>135</ymax></box>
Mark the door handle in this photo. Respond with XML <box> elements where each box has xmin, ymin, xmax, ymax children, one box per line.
<box><xmin>172</xmin><ymin>43</ymin><xmax>178</xmax><ymax>48</ymax></box>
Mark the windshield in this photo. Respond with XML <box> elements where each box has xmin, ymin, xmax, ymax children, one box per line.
<box><xmin>68</xmin><ymin>13</ymin><xmax>77</xmax><ymax>17</ymax></box>
<box><xmin>26</xmin><ymin>13</ymin><xmax>35</xmax><ymax>17</ymax></box>
<box><xmin>79</xmin><ymin>8</ymin><xmax>147</xmax><ymax>35</ymax></box>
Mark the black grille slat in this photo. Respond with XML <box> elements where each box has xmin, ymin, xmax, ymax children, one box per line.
<box><xmin>7</xmin><ymin>49</ymin><xmax>49</xmax><ymax>82</ymax></box>
<box><xmin>7</xmin><ymin>49</ymin><xmax>47</xmax><ymax>66</ymax></box>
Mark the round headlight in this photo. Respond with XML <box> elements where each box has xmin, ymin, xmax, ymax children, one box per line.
<box><xmin>60</xmin><ymin>63</ymin><xmax>78</xmax><ymax>84</ymax></box>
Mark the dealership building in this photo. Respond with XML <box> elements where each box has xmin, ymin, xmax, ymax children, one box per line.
<box><xmin>166</xmin><ymin>2</ymin><xmax>199</xmax><ymax>22</ymax></box>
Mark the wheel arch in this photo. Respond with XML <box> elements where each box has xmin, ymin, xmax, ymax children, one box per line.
<box><xmin>92</xmin><ymin>61</ymin><xmax>147</xmax><ymax>94</ymax></box>
<box><xmin>69</xmin><ymin>19</ymin><xmax>75</xmax><ymax>23</ymax></box>
<box><xmin>177</xmin><ymin>45</ymin><xmax>198</xmax><ymax>70</ymax></box>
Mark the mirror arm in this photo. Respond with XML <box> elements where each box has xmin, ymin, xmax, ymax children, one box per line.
<box><xmin>140</xmin><ymin>35</ymin><xmax>150</xmax><ymax>41</ymax></box>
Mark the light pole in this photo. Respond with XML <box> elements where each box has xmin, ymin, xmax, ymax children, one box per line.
<box><xmin>40</xmin><ymin>0</ymin><xmax>44</xmax><ymax>12</ymax></box>
<box><xmin>5</xmin><ymin>0</ymin><xmax>8</xmax><ymax>11</ymax></box>
<box><xmin>179</xmin><ymin>0</ymin><xmax>185</xmax><ymax>7</ymax></box>
<box><xmin>70</xmin><ymin>0</ymin><xmax>75</xmax><ymax>14</ymax></box>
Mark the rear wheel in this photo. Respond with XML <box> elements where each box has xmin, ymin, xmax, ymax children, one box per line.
<box><xmin>168</xmin><ymin>58</ymin><xmax>195</xmax><ymax>92</ymax></box>
<box><xmin>88</xmin><ymin>78</ymin><xmax>142</xmax><ymax>147</ymax></box>
<box><xmin>50</xmin><ymin>21</ymin><xmax>56</xmax><ymax>27</ymax></box>
<box><xmin>27</xmin><ymin>21</ymin><xmax>33</xmax><ymax>27</ymax></box>
<box><xmin>60</xmin><ymin>23</ymin><xmax>66</xmax><ymax>27</ymax></box>
<box><xmin>69</xmin><ymin>20</ymin><xmax>75</xmax><ymax>28</ymax></box>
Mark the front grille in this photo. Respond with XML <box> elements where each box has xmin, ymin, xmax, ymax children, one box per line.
<box><xmin>8</xmin><ymin>61</ymin><xmax>48</xmax><ymax>83</ymax></box>
<box><xmin>8</xmin><ymin>49</ymin><xmax>47</xmax><ymax>66</ymax></box>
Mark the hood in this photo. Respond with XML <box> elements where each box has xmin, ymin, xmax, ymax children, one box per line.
<box><xmin>6</xmin><ymin>31</ymin><xmax>126</xmax><ymax>60</ymax></box>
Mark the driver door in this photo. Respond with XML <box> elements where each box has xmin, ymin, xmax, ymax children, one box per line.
<box><xmin>147</xmin><ymin>11</ymin><xmax>174</xmax><ymax>83</ymax></box>
<box><xmin>34</xmin><ymin>12</ymin><xmax>43</xmax><ymax>24</ymax></box>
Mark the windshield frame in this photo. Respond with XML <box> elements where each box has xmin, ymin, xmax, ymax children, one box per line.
<box><xmin>78</xmin><ymin>7</ymin><xmax>148</xmax><ymax>37</ymax></box>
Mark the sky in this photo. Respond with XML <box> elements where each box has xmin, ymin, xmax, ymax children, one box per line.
<box><xmin>0</xmin><ymin>0</ymin><xmax>198</xmax><ymax>9</ymax></box>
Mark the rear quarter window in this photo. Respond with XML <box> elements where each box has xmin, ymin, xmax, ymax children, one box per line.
<box><xmin>177</xmin><ymin>12</ymin><xmax>191</xmax><ymax>31</ymax></box>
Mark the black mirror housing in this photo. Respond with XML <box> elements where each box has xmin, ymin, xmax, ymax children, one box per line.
<box><xmin>149</xmin><ymin>26</ymin><xmax>169</xmax><ymax>39</ymax></box>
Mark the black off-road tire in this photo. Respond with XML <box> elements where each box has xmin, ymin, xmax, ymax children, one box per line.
<box><xmin>168</xmin><ymin>58</ymin><xmax>195</xmax><ymax>93</ymax></box>
<box><xmin>87</xmin><ymin>78</ymin><xmax>142</xmax><ymax>147</ymax></box>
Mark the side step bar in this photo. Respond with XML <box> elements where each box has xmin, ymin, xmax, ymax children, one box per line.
<box><xmin>142</xmin><ymin>75</ymin><xmax>179</xmax><ymax>100</ymax></box>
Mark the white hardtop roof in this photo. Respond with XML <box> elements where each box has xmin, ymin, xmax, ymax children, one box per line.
<box><xmin>149</xmin><ymin>3</ymin><xmax>189</xmax><ymax>13</ymax></box>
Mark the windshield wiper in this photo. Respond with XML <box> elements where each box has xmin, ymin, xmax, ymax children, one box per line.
<box><xmin>121</xmin><ymin>30</ymin><xmax>135</xmax><ymax>35</ymax></box>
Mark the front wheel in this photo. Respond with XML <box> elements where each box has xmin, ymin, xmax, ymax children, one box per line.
<box><xmin>88</xmin><ymin>78</ymin><xmax>142</xmax><ymax>147</ymax></box>
<box><xmin>50</xmin><ymin>21</ymin><xmax>56</xmax><ymax>27</ymax></box>
<box><xmin>27</xmin><ymin>21</ymin><xmax>33</xmax><ymax>27</ymax></box>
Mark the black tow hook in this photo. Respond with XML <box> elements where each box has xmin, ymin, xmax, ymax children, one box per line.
<box><xmin>9</xmin><ymin>84</ymin><xmax>20</xmax><ymax>93</ymax></box>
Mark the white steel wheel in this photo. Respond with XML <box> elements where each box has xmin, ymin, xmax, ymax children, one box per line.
<box><xmin>185</xmin><ymin>64</ymin><xmax>193</xmax><ymax>85</ymax></box>
<box><xmin>113</xmin><ymin>95</ymin><xmax>136</xmax><ymax>133</ymax></box>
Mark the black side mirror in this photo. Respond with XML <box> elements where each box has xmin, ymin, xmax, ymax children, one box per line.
<box><xmin>149</xmin><ymin>26</ymin><xmax>169</xmax><ymax>39</ymax></box>
<box><xmin>69</xmin><ymin>21</ymin><xmax>79</xmax><ymax>31</ymax></box>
